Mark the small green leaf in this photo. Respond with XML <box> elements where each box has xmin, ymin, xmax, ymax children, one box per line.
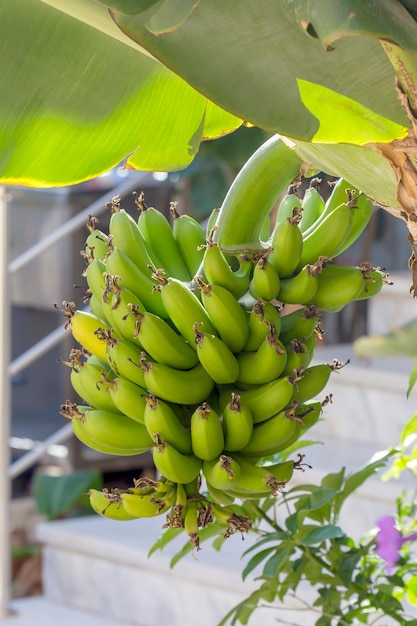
<box><xmin>407</xmin><ymin>364</ymin><xmax>417</xmax><ymax>398</ymax></box>
<box><xmin>241</xmin><ymin>547</ymin><xmax>273</xmax><ymax>581</ymax></box>
<box><xmin>32</xmin><ymin>469</ymin><xmax>102</xmax><ymax>520</ymax></box>
<box><xmin>147</xmin><ymin>527</ymin><xmax>183</xmax><ymax>558</ymax></box>
<box><xmin>262</xmin><ymin>545</ymin><xmax>292</xmax><ymax>578</ymax></box>
<box><xmin>299</xmin><ymin>524</ymin><xmax>344</xmax><ymax>546</ymax></box>
<box><xmin>169</xmin><ymin>524</ymin><xmax>224</xmax><ymax>567</ymax></box>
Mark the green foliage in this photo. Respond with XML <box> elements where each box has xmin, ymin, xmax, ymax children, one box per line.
<box><xmin>32</xmin><ymin>469</ymin><xmax>102</xmax><ymax>521</ymax></box>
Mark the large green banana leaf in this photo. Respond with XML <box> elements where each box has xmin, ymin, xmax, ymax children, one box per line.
<box><xmin>2</xmin><ymin>0</ymin><xmax>417</xmax><ymax>207</ymax></box>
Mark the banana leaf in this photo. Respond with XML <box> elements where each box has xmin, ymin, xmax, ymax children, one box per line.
<box><xmin>2</xmin><ymin>0</ymin><xmax>417</xmax><ymax>193</ymax></box>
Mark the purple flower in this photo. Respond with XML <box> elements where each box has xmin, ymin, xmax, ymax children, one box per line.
<box><xmin>375</xmin><ymin>515</ymin><xmax>417</xmax><ymax>574</ymax></box>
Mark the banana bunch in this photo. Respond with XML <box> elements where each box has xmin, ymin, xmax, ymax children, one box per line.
<box><xmin>58</xmin><ymin>177</ymin><xmax>390</xmax><ymax>549</ymax></box>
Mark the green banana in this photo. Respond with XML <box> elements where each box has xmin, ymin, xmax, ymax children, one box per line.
<box><xmin>293</xmin><ymin>360</ymin><xmax>346</xmax><ymax>404</ymax></box>
<box><xmin>202</xmin><ymin>238</ymin><xmax>253</xmax><ymax>299</ymax></box>
<box><xmin>139</xmin><ymin>353</ymin><xmax>215</xmax><ymax>405</ymax></box>
<box><xmin>236</xmin><ymin>374</ymin><xmax>297</xmax><ymax>424</ymax></box>
<box><xmin>205</xmin><ymin>482</ymin><xmax>236</xmax><ymax>506</ymax></box>
<box><xmin>267</xmin><ymin>208</ymin><xmax>304</xmax><ymax>278</ymax></box>
<box><xmin>87</xmin><ymin>294</ymin><xmax>109</xmax><ymax>325</ymax></box>
<box><xmin>121</xmin><ymin>489</ymin><xmax>175</xmax><ymax>518</ymax></box>
<box><xmin>193</xmin><ymin>322</ymin><xmax>239</xmax><ymax>384</ymax></box>
<box><xmin>222</xmin><ymin>392</ymin><xmax>253</xmax><ymax>452</ymax></box>
<box><xmin>152</xmin><ymin>433</ymin><xmax>202</xmax><ymax>484</ymax></box>
<box><xmin>305</xmin><ymin>262</ymin><xmax>366</xmax><ymax>312</ymax></box>
<box><xmin>231</xmin><ymin>455</ymin><xmax>294</xmax><ymax>496</ymax></box>
<box><xmin>296</xmin><ymin>400</ymin><xmax>323</xmax><ymax>431</ymax></box>
<box><xmin>58</xmin><ymin>302</ymin><xmax>110</xmax><ymax>363</ymax></box>
<box><xmin>249</xmin><ymin>254</ymin><xmax>280</xmax><ymax>301</ymax></box>
<box><xmin>74</xmin><ymin>404</ymin><xmax>153</xmax><ymax>454</ymax></box>
<box><xmin>61</xmin><ymin>401</ymin><xmax>150</xmax><ymax>456</ymax></box>
<box><xmin>89</xmin><ymin>489</ymin><xmax>137</xmax><ymax>521</ymax></box>
<box><xmin>202</xmin><ymin>454</ymin><xmax>242</xmax><ymax>490</ymax></box>
<box><xmin>274</xmin><ymin>186</ymin><xmax>302</xmax><ymax>226</ymax></box>
<box><xmin>299</xmin><ymin>183</ymin><xmax>325</xmax><ymax>233</ymax></box>
<box><xmin>205</xmin><ymin>207</ymin><xmax>220</xmax><ymax>238</ymax></box>
<box><xmin>282</xmin><ymin>339</ymin><xmax>311</xmax><ymax>376</ymax></box>
<box><xmin>279</xmin><ymin>305</ymin><xmax>321</xmax><ymax>345</ymax></box>
<box><xmin>135</xmin><ymin>193</ymin><xmax>191</xmax><ymax>281</ymax></box>
<box><xmin>184</xmin><ymin>500</ymin><xmax>200</xmax><ymax>549</ymax></box>
<box><xmin>244</xmin><ymin>299</ymin><xmax>282</xmax><ymax>352</ymax></box>
<box><xmin>277</xmin><ymin>264</ymin><xmax>320</xmax><ymax>305</ymax></box>
<box><xmin>236</xmin><ymin>323</ymin><xmax>287</xmax><ymax>385</ymax></box>
<box><xmin>108</xmin><ymin>199</ymin><xmax>156</xmax><ymax>275</ymax></box>
<box><xmin>170</xmin><ymin>203</ymin><xmax>206</xmax><ymax>277</ymax></box>
<box><xmin>332</xmin><ymin>194</ymin><xmax>374</xmax><ymax>257</ymax></box>
<box><xmin>97</xmin><ymin>330</ymin><xmax>147</xmax><ymax>388</ymax></box>
<box><xmin>190</xmin><ymin>402</ymin><xmax>224</xmax><ymax>461</ymax></box>
<box><xmin>152</xmin><ymin>272</ymin><xmax>218</xmax><ymax>344</ymax></box>
<box><xmin>353</xmin><ymin>264</ymin><xmax>388</xmax><ymax>302</ymax></box>
<box><xmin>68</xmin><ymin>349</ymin><xmax>118</xmax><ymax>412</ymax></box>
<box><xmin>130</xmin><ymin>309</ymin><xmax>198</xmax><ymax>370</ymax></box>
<box><xmin>101</xmin><ymin>275</ymin><xmax>147</xmax><ymax>341</ymax></box>
<box><xmin>213</xmin><ymin>135</ymin><xmax>302</xmax><ymax>253</ymax></box>
<box><xmin>297</xmin><ymin>198</ymin><xmax>355</xmax><ymax>269</ymax></box>
<box><xmin>104</xmin><ymin>376</ymin><xmax>148</xmax><ymax>424</ymax></box>
<box><xmin>105</xmin><ymin>247</ymin><xmax>168</xmax><ymax>320</ymax></box>
<box><xmin>84</xmin><ymin>216</ymin><xmax>111</xmax><ymax>262</ymax></box>
<box><xmin>196</xmin><ymin>277</ymin><xmax>250</xmax><ymax>353</ymax></box>
<box><xmin>84</xmin><ymin>257</ymin><xmax>107</xmax><ymax>303</ymax></box>
<box><xmin>144</xmin><ymin>394</ymin><xmax>192</xmax><ymax>454</ymax></box>
<box><xmin>302</xmin><ymin>178</ymin><xmax>355</xmax><ymax>237</ymax></box>
<box><xmin>239</xmin><ymin>407</ymin><xmax>302</xmax><ymax>458</ymax></box>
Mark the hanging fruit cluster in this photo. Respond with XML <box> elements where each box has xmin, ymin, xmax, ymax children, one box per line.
<box><xmin>58</xmin><ymin>165</ymin><xmax>390</xmax><ymax>550</ymax></box>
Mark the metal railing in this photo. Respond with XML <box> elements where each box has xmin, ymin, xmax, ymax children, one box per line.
<box><xmin>0</xmin><ymin>172</ymin><xmax>149</xmax><ymax>618</ymax></box>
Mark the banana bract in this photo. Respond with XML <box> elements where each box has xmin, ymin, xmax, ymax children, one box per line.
<box><xmin>59</xmin><ymin>142</ymin><xmax>386</xmax><ymax>548</ymax></box>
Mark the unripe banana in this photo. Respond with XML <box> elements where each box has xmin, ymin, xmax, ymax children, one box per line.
<box><xmin>152</xmin><ymin>272</ymin><xmax>218</xmax><ymax>344</ymax></box>
<box><xmin>105</xmin><ymin>247</ymin><xmax>168</xmax><ymax>320</ymax></box>
<box><xmin>244</xmin><ymin>299</ymin><xmax>282</xmax><ymax>352</ymax></box>
<box><xmin>89</xmin><ymin>489</ymin><xmax>137</xmax><ymax>521</ymax></box>
<box><xmin>152</xmin><ymin>434</ymin><xmax>202</xmax><ymax>484</ymax></box>
<box><xmin>139</xmin><ymin>353</ymin><xmax>215</xmax><ymax>405</ymax></box>
<box><xmin>306</xmin><ymin>262</ymin><xmax>365</xmax><ymax>312</ymax></box>
<box><xmin>193</xmin><ymin>322</ymin><xmax>239</xmax><ymax>384</ymax></box>
<box><xmin>301</xmin><ymin>178</ymin><xmax>355</xmax><ymax>239</ymax></box>
<box><xmin>231</xmin><ymin>454</ymin><xmax>294</xmax><ymax>496</ymax></box>
<box><xmin>108</xmin><ymin>199</ymin><xmax>157</xmax><ymax>275</ymax></box>
<box><xmin>293</xmin><ymin>360</ymin><xmax>346</xmax><ymax>404</ymax></box>
<box><xmin>332</xmin><ymin>194</ymin><xmax>374</xmax><ymax>257</ymax></box>
<box><xmin>75</xmin><ymin>405</ymin><xmax>153</xmax><ymax>453</ymax></box>
<box><xmin>249</xmin><ymin>254</ymin><xmax>280</xmax><ymax>302</ymax></box>
<box><xmin>353</xmin><ymin>265</ymin><xmax>387</xmax><ymax>301</ymax></box>
<box><xmin>170</xmin><ymin>203</ymin><xmax>206</xmax><ymax>277</ymax></box>
<box><xmin>277</xmin><ymin>264</ymin><xmax>319</xmax><ymax>305</ymax></box>
<box><xmin>236</xmin><ymin>323</ymin><xmax>287</xmax><ymax>386</ymax></box>
<box><xmin>296</xmin><ymin>400</ymin><xmax>323</xmax><ymax>430</ymax></box>
<box><xmin>239</xmin><ymin>407</ymin><xmax>301</xmax><ymax>458</ymax></box>
<box><xmin>202</xmin><ymin>454</ymin><xmax>242</xmax><ymax>490</ymax></box>
<box><xmin>202</xmin><ymin>238</ymin><xmax>253</xmax><ymax>299</ymax></box>
<box><xmin>97</xmin><ymin>330</ymin><xmax>147</xmax><ymax>388</ymax></box>
<box><xmin>87</xmin><ymin>294</ymin><xmax>108</xmax><ymax>326</ymax></box>
<box><xmin>268</xmin><ymin>209</ymin><xmax>304</xmax><ymax>278</ymax></box>
<box><xmin>100</xmin><ymin>275</ymin><xmax>146</xmax><ymax>342</ymax></box>
<box><xmin>275</xmin><ymin>186</ymin><xmax>302</xmax><ymax>226</ymax></box>
<box><xmin>196</xmin><ymin>277</ymin><xmax>250</xmax><ymax>353</ymax></box>
<box><xmin>60</xmin><ymin>401</ymin><xmax>150</xmax><ymax>456</ymax></box>
<box><xmin>67</xmin><ymin>349</ymin><xmax>118</xmax><ymax>412</ymax></box>
<box><xmin>222</xmin><ymin>393</ymin><xmax>253</xmax><ymax>452</ymax></box>
<box><xmin>144</xmin><ymin>394</ymin><xmax>192</xmax><ymax>454</ymax></box>
<box><xmin>236</xmin><ymin>374</ymin><xmax>297</xmax><ymax>424</ymax></box>
<box><xmin>279</xmin><ymin>305</ymin><xmax>321</xmax><ymax>345</ymax></box>
<box><xmin>135</xmin><ymin>193</ymin><xmax>191</xmax><ymax>281</ymax></box>
<box><xmin>298</xmin><ymin>199</ymin><xmax>354</xmax><ymax>269</ymax></box>
<box><xmin>58</xmin><ymin>302</ymin><xmax>110</xmax><ymax>363</ymax></box>
<box><xmin>299</xmin><ymin>183</ymin><xmax>325</xmax><ymax>233</ymax></box>
<box><xmin>205</xmin><ymin>482</ymin><xmax>235</xmax><ymax>506</ymax></box>
<box><xmin>130</xmin><ymin>309</ymin><xmax>198</xmax><ymax>370</ymax></box>
<box><xmin>210</xmin><ymin>503</ymin><xmax>252</xmax><ymax>534</ymax></box>
<box><xmin>282</xmin><ymin>339</ymin><xmax>311</xmax><ymax>376</ymax></box>
<box><xmin>104</xmin><ymin>376</ymin><xmax>148</xmax><ymax>424</ymax></box>
<box><xmin>84</xmin><ymin>257</ymin><xmax>107</xmax><ymax>303</ymax></box>
<box><xmin>205</xmin><ymin>207</ymin><xmax>220</xmax><ymax>238</ymax></box>
<box><xmin>121</xmin><ymin>489</ymin><xmax>175</xmax><ymax>518</ymax></box>
<box><xmin>190</xmin><ymin>402</ymin><xmax>224</xmax><ymax>461</ymax></box>
<box><xmin>184</xmin><ymin>500</ymin><xmax>200</xmax><ymax>549</ymax></box>
<box><xmin>84</xmin><ymin>216</ymin><xmax>111</xmax><ymax>262</ymax></box>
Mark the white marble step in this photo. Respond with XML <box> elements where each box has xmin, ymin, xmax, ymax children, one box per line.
<box><xmin>1</xmin><ymin>596</ymin><xmax>121</xmax><ymax>625</ymax></box>
<box><xmin>35</xmin><ymin>514</ymin><xmax>320</xmax><ymax>626</ymax></box>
